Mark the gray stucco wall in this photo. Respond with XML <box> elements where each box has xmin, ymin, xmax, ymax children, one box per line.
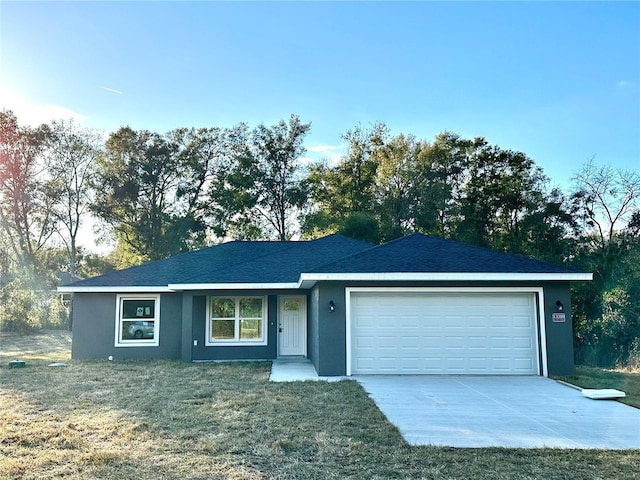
<box><xmin>190</xmin><ymin>294</ymin><xmax>278</xmax><ymax>361</ymax></box>
<box><xmin>307</xmin><ymin>286</ymin><xmax>320</xmax><ymax>371</ymax></box>
<box><xmin>71</xmin><ymin>292</ymin><xmax>183</xmax><ymax>360</ymax></box>
<box><xmin>311</xmin><ymin>281</ymin><xmax>576</xmax><ymax>376</ymax></box>
<box><xmin>71</xmin><ymin>281</ymin><xmax>576</xmax><ymax>375</ymax></box>
<box><xmin>311</xmin><ymin>282</ymin><xmax>348</xmax><ymax>376</ymax></box>
<box><xmin>542</xmin><ymin>282</ymin><xmax>574</xmax><ymax>376</ymax></box>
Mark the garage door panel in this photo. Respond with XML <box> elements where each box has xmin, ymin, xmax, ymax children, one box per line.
<box><xmin>514</xmin><ymin>358</ymin><xmax>535</xmax><ymax>370</ymax></box>
<box><xmin>513</xmin><ymin>337</ymin><xmax>533</xmax><ymax>349</ymax></box>
<box><xmin>351</xmin><ymin>292</ymin><xmax>538</xmax><ymax>375</ymax></box>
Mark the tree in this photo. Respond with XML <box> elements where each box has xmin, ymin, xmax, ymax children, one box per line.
<box><xmin>571</xmin><ymin>160</ymin><xmax>640</xmax><ymax>288</ymax></box>
<box><xmin>0</xmin><ymin>110</ymin><xmax>54</xmax><ymax>277</ymax></box>
<box><xmin>92</xmin><ymin>126</ymin><xmax>205</xmax><ymax>263</ymax></box>
<box><xmin>45</xmin><ymin>119</ymin><xmax>102</xmax><ymax>276</ymax></box>
<box><xmin>569</xmin><ymin>161</ymin><xmax>640</xmax><ymax>366</ymax></box>
<box><xmin>375</xmin><ymin>134</ymin><xmax>422</xmax><ymax>241</ymax></box>
<box><xmin>411</xmin><ymin>132</ymin><xmax>469</xmax><ymax>238</ymax></box>
<box><xmin>170</xmin><ymin>125</ymin><xmax>245</xmax><ymax>244</ymax></box>
<box><xmin>303</xmin><ymin>123</ymin><xmax>387</xmax><ymax>238</ymax></box>
<box><xmin>339</xmin><ymin>212</ymin><xmax>380</xmax><ymax>244</ymax></box>
<box><xmin>210</xmin><ymin>115</ymin><xmax>311</xmax><ymax>240</ymax></box>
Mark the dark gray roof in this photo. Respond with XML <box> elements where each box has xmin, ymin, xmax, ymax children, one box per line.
<box><xmin>69</xmin><ymin>234</ymin><xmax>373</xmax><ymax>287</ymax></box>
<box><xmin>67</xmin><ymin>233</ymin><xmax>583</xmax><ymax>288</ymax></box>
<box><xmin>311</xmin><ymin>233</ymin><xmax>580</xmax><ymax>274</ymax></box>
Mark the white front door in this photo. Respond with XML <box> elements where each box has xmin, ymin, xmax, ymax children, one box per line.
<box><xmin>278</xmin><ymin>296</ymin><xmax>307</xmax><ymax>356</ymax></box>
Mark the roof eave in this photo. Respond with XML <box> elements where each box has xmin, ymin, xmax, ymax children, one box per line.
<box><xmin>298</xmin><ymin>271</ymin><xmax>593</xmax><ymax>288</ymax></box>
<box><xmin>168</xmin><ymin>282</ymin><xmax>300</xmax><ymax>291</ymax></box>
<box><xmin>58</xmin><ymin>272</ymin><xmax>592</xmax><ymax>293</ymax></box>
<box><xmin>56</xmin><ymin>285</ymin><xmax>173</xmax><ymax>293</ymax></box>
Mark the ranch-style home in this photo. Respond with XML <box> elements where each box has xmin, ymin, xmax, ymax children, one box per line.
<box><xmin>59</xmin><ymin>233</ymin><xmax>591</xmax><ymax>376</ymax></box>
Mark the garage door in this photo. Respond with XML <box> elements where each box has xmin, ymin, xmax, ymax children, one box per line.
<box><xmin>350</xmin><ymin>292</ymin><xmax>539</xmax><ymax>375</ymax></box>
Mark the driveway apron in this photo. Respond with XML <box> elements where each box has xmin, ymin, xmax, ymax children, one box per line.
<box><xmin>355</xmin><ymin>375</ymin><xmax>640</xmax><ymax>449</ymax></box>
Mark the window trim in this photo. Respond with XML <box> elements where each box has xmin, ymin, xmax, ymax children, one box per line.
<box><xmin>114</xmin><ymin>294</ymin><xmax>161</xmax><ymax>347</ymax></box>
<box><xmin>206</xmin><ymin>296</ymin><xmax>268</xmax><ymax>346</ymax></box>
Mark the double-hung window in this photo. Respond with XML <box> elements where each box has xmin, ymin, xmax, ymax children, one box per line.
<box><xmin>115</xmin><ymin>294</ymin><xmax>160</xmax><ymax>347</ymax></box>
<box><xmin>207</xmin><ymin>296</ymin><xmax>267</xmax><ymax>346</ymax></box>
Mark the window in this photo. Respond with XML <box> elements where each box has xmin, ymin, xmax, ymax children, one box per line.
<box><xmin>115</xmin><ymin>295</ymin><xmax>160</xmax><ymax>347</ymax></box>
<box><xmin>207</xmin><ymin>296</ymin><xmax>267</xmax><ymax>346</ymax></box>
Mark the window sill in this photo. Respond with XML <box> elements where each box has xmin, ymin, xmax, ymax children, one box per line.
<box><xmin>205</xmin><ymin>340</ymin><xmax>267</xmax><ymax>347</ymax></box>
<box><xmin>115</xmin><ymin>341</ymin><xmax>160</xmax><ymax>348</ymax></box>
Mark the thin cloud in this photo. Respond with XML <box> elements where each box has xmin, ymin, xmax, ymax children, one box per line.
<box><xmin>99</xmin><ymin>86</ymin><xmax>123</xmax><ymax>94</ymax></box>
<box><xmin>617</xmin><ymin>80</ymin><xmax>633</xmax><ymax>89</ymax></box>
<box><xmin>308</xmin><ymin>144</ymin><xmax>343</xmax><ymax>153</ymax></box>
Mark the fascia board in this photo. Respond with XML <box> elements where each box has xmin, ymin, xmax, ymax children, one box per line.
<box><xmin>57</xmin><ymin>286</ymin><xmax>172</xmax><ymax>293</ymax></box>
<box><xmin>168</xmin><ymin>282</ymin><xmax>300</xmax><ymax>291</ymax></box>
<box><xmin>298</xmin><ymin>272</ymin><xmax>593</xmax><ymax>282</ymax></box>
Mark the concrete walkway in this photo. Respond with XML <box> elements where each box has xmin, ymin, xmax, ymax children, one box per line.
<box><xmin>356</xmin><ymin>375</ymin><xmax>640</xmax><ymax>449</ymax></box>
<box><xmin>269</xmin><ymin>357</ymin><xmax>345</xmax><ymax>382</ymax></box>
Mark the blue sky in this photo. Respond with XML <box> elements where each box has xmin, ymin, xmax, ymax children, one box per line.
<box><xmin>1</xmin><ymin>1</ymin><xmax>639</xmax><ymax>191</ymax></box>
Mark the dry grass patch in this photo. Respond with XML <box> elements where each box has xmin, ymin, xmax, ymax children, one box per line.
<box><xmin>0</xmin><ymin>329</ymin><xmax>71</xmax><ymax>364</ymax></box>
<box><xmin>1</xmin><ymin>333</ymin><xmax>639</xmax><ymax>479</ymax></box>
<box><xmin>556</xmin><ymin>365</ymin><xmax>640</xmax><ymax>409</ymax></box>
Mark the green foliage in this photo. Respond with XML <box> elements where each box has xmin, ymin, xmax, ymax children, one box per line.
<box><xmin>0</xmin><ymin>110</ymin><xmax>55</xmax><ymax>275</ymax></box>
<box><xmin>303</xmin><ymin>123</ymin><xmax>388</xmax><ymax>240</ymax></box>
<box><xmin>305</xmin><ymin>127</ymin><xmax>574</xmax><ymax>262</ymax></box>
<box><xmin>210</xmin><ymin>115</ymin><xmax>311</xmax><ymax>240</ymax></box>
<box><xmin>75</xmin><ymin>250</ymin><xmax>117</xmax><ymax>277</ymax></box>
<box><xmin>92</xmin><ymin>126</ymin><xmax>209</xmax><ymax>261</ymax></box>
<box><xmin>0</xmin><ymin>278</ymin><xmax>42</xmax><ymax>333</ymax></box>
<box><xmin>0</xmin><ymin>274</ymin><xmax>68</xmax><ymax>333</ymax></box>
<box><xmin>570</xmin><ymin>162</ymin><xmax>640</xmax><ymax>367</ymax></box>
<box><xmin>339</xmin><ymin>212</ymin><xmax>380</xmax><ymax>244</ymax></box>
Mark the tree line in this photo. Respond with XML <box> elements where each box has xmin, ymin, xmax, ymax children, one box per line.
<box><xmin>1</xmin><ymin>109</ymin><xmax>638</xmax><ymax>368</ymax></box>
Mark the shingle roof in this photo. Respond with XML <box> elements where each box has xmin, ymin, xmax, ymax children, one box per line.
<box><xmin>66</xmin><ymin>232</ymin><xmax>584</xmax><ymax>289</ymax></box>
<box><xmin>311</xmin><ymin>233</ymin><xmax>580</xmax><ymax>274</ymax></box>
<box><xmin>69</xmin><ymin>234</ymin><xmax>373</xmax><ymax>287</ymax></box>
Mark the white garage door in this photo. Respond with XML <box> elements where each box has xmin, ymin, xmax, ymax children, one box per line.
<box><xmin>350</xmin><ymin>292</ymin><xmax>539</xmax><ymax>375</ymax></box>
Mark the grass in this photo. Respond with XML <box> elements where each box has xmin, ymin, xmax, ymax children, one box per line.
<box><xmin>1</xmin><ymin>332</ymin><xmax>639</xmax><ymax>479</ymax></box>
<box><xmin>555</xmin><ymin>365</ymin><xmax>640</xmax><ymax>409</ymax></box>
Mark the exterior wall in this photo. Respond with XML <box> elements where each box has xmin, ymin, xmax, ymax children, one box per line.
<box><xmin>311</xmin><ymin>282</ymin><xmax>349</xmax><ymax>376</ymax></box>
<box><xmin>190</xmin><ymin>292</ymin><xmax>279</xmax><ymax>361</ymax></box>
<box><xmin>71</xmin><ymin>292</ymin><xmax>183</xmax><ymax>360</ymax></box>
<box><xmin>307</xmin><ymin>286</ymin><xmax>320</xmax><ymax>371</ymax></box>
<box><xmin>313</xmin><ymin>280</ymin><xmax>576</xmax><ymax>376</ymax></box>
<box><xmin>70</xmin><ymin>281</ymin><xmax>576</xmax><ymax>375</ymax></box>
<box><xmin>542</xmin><ymin>282</ymin><xmax>575</xmax><ymax>376</ymax></box>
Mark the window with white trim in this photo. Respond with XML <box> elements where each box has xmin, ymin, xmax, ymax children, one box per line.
<box><xmin>207</xmin><ymin>296</ymin><xmax>267</xmax><ymax>346</ymax></box>
<box><xmin>115</xmin><ymin>295</ymin><xmax>160</xmax><ymax>347</ymax></box>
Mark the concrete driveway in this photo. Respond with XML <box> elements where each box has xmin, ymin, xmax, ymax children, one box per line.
<box><xmin>355</xmin><ymin>375</ymin><xmax>640</xmax><ymax>449</ymax></box>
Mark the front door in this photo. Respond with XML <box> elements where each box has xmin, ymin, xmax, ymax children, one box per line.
<box><xmin>278</xmin><ymin>296</ymin><xmax>307</xmax><ymax>356</ymax></box>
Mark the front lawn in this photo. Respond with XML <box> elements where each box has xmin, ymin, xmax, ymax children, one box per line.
<box><xmin>1</xmin><ymin>333</ymin><xmax>639</xmax><ymax>479</ymax></box>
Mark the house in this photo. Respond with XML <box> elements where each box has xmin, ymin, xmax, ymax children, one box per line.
<box><xmin>58</xmin><ymin>233</ymin><xmax>592</xmax><ymax>376</ymax></box>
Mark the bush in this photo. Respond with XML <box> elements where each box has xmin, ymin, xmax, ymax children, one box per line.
<box><xmin>0</xmin><ymin>277</ymin><xmax>69</xmax><ymax>334</ymax></box>
<box><xmin>574</xmin><ymin>287</ymin><xmax>640</xmax><ymax>369</ymax></box>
